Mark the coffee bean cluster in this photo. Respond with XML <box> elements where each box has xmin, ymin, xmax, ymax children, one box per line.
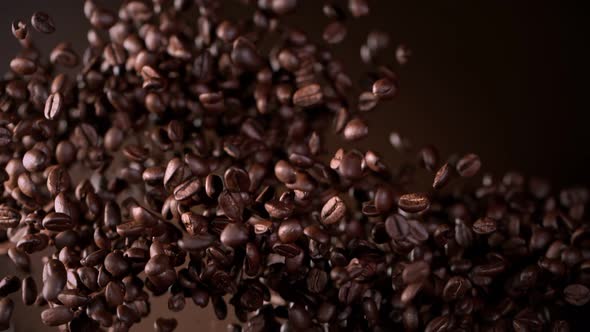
<box><xmin>1</xmin><ymin>1</ymin><xmax>589</xmax><ymax>331</ymax></box>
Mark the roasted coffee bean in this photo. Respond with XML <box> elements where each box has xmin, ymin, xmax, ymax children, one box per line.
<box><xmin>372</xmin><ymin>77</ymin><xmax>397</xmax><ymax>99</ymax></box>
<box><xmin>0</xmin><ymin>298</ymin><xmax>14</xmax><ymax>330</ymax></box>
<box><xmin>220</xmin><ymin>223</ymin><xmax>249</xmax><ymax>248</ymax></box>
<box><xmin>0</xmin><ymin>205</ymin><xmax>21</xmax><ymax>229</ymax></box>
<box><xmin>272</xmin><ymin>243</ymin><xmax>302</xmax><ymax>258</ymax></box>
<box><xmin>398</xmin><ymin>193</ymin><xmax>430</xmax><ymax>213</ymax></box>
<box><xmin>349</xmin><ymin>0</ymin><xmax>370</xmax><ymax>17</ymax></box>
<box><xmin>0</xmin><ymin>276</ymin><xmax>20</xmax><ymax>297</ymax></box>
<box><xmin>323</xmin><ymin>21</ymin><xmax>347</xmax><ymax>44</ymax></box>
<box><xmin>58</xmin><ymin>289</ymin><xmax>89</xmax><ymax>308</ymax></box>
<box><xmin>456</xmin><ymin>153</ymin><xmax>482</xmax><ymax>177</ymax></box>
<box><xmin>42</xmin><ymin>212</ymin><xmax>73</xmax><ymax>231</ymax></box>
<box><xmin>8</xmin><ymin>247</ymin><xmax>30</xmax><ymax>271</ymax></box>
<box><xmin>154</xmin><ymin>317</ymin><xmax>178</xmax><ymax>332</ymax></box>
<box><xmin>10</xmin><ymin>57</ymin><xmax>37</xmax><ymax>75</ymax></box>
<box><xmin>21</xmin><ymin>276</ymin><xmax>37</xmax><ymax>306</ymax></box>
<box><xmin>473</xmin><ymin>217</ymin><xmax>497</xmax><ymax>234</ymax></box>
<box><xmin>278</xmin><ymin>219</ymin><xmax>303</xmax><ymax>243</ymax></box>
<box><xmin>104</xmin><ymin>251</ymin><xmax>130</xmax><ymax>277</ymax></box>
<box><xmin>293</xmin><ymin>84</ymin><xmax>323</xmax><ymax>108</ymax></box>
<box><xmin>321</xmin><ymin>196</ymin><xmax>346</xmax><ymax>225</ymax></box>
<box><xmin>31</xmin><ymin>11</ymin><xmax>55</xmax><ymax>33</ymax></box>
<box><xmin>12</xmin><ymin>19</ymin><xmax>27</xmax><ymax>39</ymax></box>
<box><xmin>41</xmin><ymin>306</ymin><xmax>73</xmax><ymax>326</ymax></box>
<box><xmin>231</xmin><ymin>37</ymin><xmax>263</xmax><ymax>71</ymax></box>
<box><xmin>343</xmin><ymin>117</ymin><xmax>368</xmax><ymax>141</ymax></box>
<box><xmin>433</xmin><ymin>162</ymin><xmax>451</xmax><ymax>189</ymax></box>
<box><xmin>340</xmin><ymin>150</ymin><xmax>364</xmax><ymax>179</ymax></box>
<box><xmin>563</xmin><ymin>284</ymin><xmax>590</xmax><ymax>306</ymax></box>
<box><xmin>425</xmin><ymin>315</ymin><xmax>450</xmax><ymax>332</ymax></box>
<box><xmin>402</xmin><ymin>261</ymin><xmax>430</xmax><ymax>284</ymax></box>
<box><xmin>385</xmin><ymin>214</ymin><xmax>409</xmax><ymax>240</ymax></box>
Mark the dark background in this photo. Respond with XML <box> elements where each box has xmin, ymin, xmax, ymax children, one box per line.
<box><xmin>1</xmin><ymin>1</ymin><xmax>589</xmax><ymax>331</ymax></box>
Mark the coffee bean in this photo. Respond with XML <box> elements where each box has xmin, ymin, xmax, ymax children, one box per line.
<box><xmin>433</xmin><ymin>163</ymin><xmax>452</xmax><ymax>189</ymax></box>
<box><xmin>402</xmin><ymin>261</ymin><xmax>430</xmax><ymax>284</ymax></box>
<box><xmin>173</xmin><ymin>177</ymin><xmax>201</xmax><ymax>201</ymax></box>
<box><xmin>42</xmin><ymin>212</ymin><xmax>73</xmax><ymax>231</ymax></box>
<box><xmin>41</xmin><ymin>306</ymin><xmax>73</xmax><ymax>326</ymax></box>
<box><xmin>321</xmin><ymin>196</ymin><xmax>346</xmax><ymax>225</ymax></box>
<box><xmin>31</xmin><ymin>11</ymin><xmax>55</xmax><ymax>33</ymax></box>
<box><xmin>563</xmin><ymin>284</ymin><xmax>590</xmax><ymax>306</ymax></box>
<box><xmin>343</xmin><ymin>117</ymin><xmax>368</xmax><ymax>141</ymax></box>
<box><xmin>473</xmin><ymin>217</ymin><xmax>497</xmax><ymax>234</ymax></box>
<box><xmin>271</xmin><ymin>0</ymin><xmax>297</xmax><ymax>15</ymax></box>
<box><xmin>358</xmin><ymin>91</ymin><xmax>379</xmax><ymax>111</ymax></box>
<box><xmin>425</xmin><ymin>315</ymin><xmax>450</xmax><ymax>332</ymax></box>
<box><xmin>323</xmin><ymin>21</ymin><xmax>347</xmax><ymax>44</ymax></box>
<box><xmin>0</xmin><ymin>205</ymin><xmax>21</xmax><ymax>229</ymax></box>
<box><xmin>8</xmin><ymin>247</ymin><xmax>30</xmax><ymax>271</ymax></box>
<box><xmin>272</xmin><ymin>243</ymin><xmax>302</xmax><ymax>258</ymax></box>
<box><xmin>12</xmin><ymin>19</ymin><xmax>27</xmax><ymax>39</ymax></box>
<box><xmin>265</xmin><ymin>199</ymin><xmax>294</xmax><ymax>219</ymax></box>
<box><xmin>385</xmin><ymin>214</ymin><xmax>409</xmax><ymax>240</ymax></box>
<box><xmin>155</xmin><ymin>317</ymin><xmax>178</xmax><ymax>332</ymax></box>
<box><xmin>10</xmin><ymin>57</ymin><xmax>37</xmax><ymax>75</ymax></box>
<box><xmin>293</xmin><ymin>84</ymin><xmax>323</xmax><ymax>108</ymax></box>
<box><xmin>58</xmin><ymin>289</ymin><xmax>89</xmax><ymax>308</ymax></box>
<box><xmin>224</xmin><ymin>167</ymin><xmax>251</xmax><ymax>192</ymax></box>
<box><xmin>220</xmin><ymin>223</ymin><xmax>249</xmax><ymax>247</ymax></box>
<box><xmin>21</xmin><ymin>276</ymin><xmax>37</xmax><ymax>306</ymax></box>
<box><xmin>340</xmin><ymin>150</ymin><xmax>364</xmax><ymax>179</ymax></box>
<box><xmin>231</xmin><ymin>37</ymin><xmax>263</xmax><ymax>71</ymax></box>
<box><xmin>0</xmin><ymin>298</ymin><xmax>14</xmax><ymax>330</ymax></box>
<box><xmin>0</xmin><ymin>276</ymin><xmax>20</xmax><ymax>297</ymax></box>
<box><xmin>50</xmin><ymin>43</ymin><xmax>79</xmax><ymax>67</ymax></box>
<box><xmin>372</xmin><ymin>77</ymin><xmax>397</xmax><ymax>99</ymax></box>
<box><xmin>104</xmin><ymin>251</ymin><xmax>130</xmax><ymax>277</ymax></box>
<box><xmin>218</xmin><ymin>191</ymin><xmax>245</xmax><ymax>222</ymax></box>
<box><xmin>278</xmin><ymin>219</ymin><xmax>303</xmax><ymax>243</ymax></box>
<box><xmin>349</xmin><ymin>0</ymin><xmax>369</xmax><ymax>17</ymax></box>
<box><xmin>398</xmin><ymin>193</ymin><xmax>430</xmax><ymax>213</ymax></box>
<box><xmin>456</xmin><ymin>153</ymin><xmax>482</xmax><ymax>177</ymax></box>
<box><xmin>47</xmin><ymin>166</ymin><xmax>71</xmax><ymax>196</ymax></box>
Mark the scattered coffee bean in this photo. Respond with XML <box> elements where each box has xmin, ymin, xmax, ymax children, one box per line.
<box><xmin>31</xmin><ymin>11</ymin><xmax>55</xmax><ymax>33</ymax></box>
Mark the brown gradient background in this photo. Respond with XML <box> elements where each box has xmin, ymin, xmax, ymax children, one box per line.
<box><xmin>1</xmin><ymin>1</ymin><xmax>589</xmax><ymax>331</ymax></box>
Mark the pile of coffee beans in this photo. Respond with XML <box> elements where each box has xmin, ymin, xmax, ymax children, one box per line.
<box><xmin>1</xmin><ymin>1</ymin><xmax>589</xmax><ymax>331</ymax></box>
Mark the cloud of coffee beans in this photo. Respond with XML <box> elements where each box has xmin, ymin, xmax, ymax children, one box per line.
<box><xmin>1</xmin><ymin>0</ymin><xmax>589</xmax><ymax>331</ymax></box>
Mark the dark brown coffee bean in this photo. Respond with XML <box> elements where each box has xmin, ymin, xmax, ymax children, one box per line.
<box><xmin>265</xmin><ymin>200</ymin><xmax>294</xmax><ymax>219</ymax></box>
<box><xmin>402</xmin><ymin>261</ymin><xmax>430</xmax><ymax>284</ymax></box>
<box><xmin>442</xmin><ymin>276</ymin><xmax>470</xmax><ymax>301</ymax></box>
<box><xmin>117</xmin><ymin>304</ymin><xmax>139</xmax><ymax>324</ymax></box>
<box><xmin>272</xmin><ymin>243</ymin><xmax>302</xmax><ymax>258</ymax></box>
<box><xmin>278</xmin><ymin>219</ymin><xmax>303</xmax><ymax>243</ymax></box>
<box><xmin>50</xmin><ymin>43</ymin><xmax>79</xmax><ymax>67</ymax></box>
<box><xmin>10</xmin><ymin>57</ymin><xmax>37</xmax><ymax>75</ymax></box>
<box><xmin>271</xmin><ymin>0</ymin><xmax>297</xmax><ymax>15</ymax></box>
<box><xmin>349</xmin><ymin>0</ymin><xmax>369</xmax><ymax>17</ymax></box>
<box><xmin>456</xmin><ymin>153</ymin><xmax>482</xmax><ymax>177</ymax></box>
<box><xmin>168</xmin><ymin>293</ymin><xmax>185</xmax><ymax>312</ymax></box>
<box><xmin>0</xmin><ymin>298</ymin><xmax>14</xmax><ymax>329</ymax></box>
<box><xmin>57</xmin><ymin>289</ymin><xmax>89</xmax><ymax>308</ymax></box>
<box><xmin>323</xmin><ymin>21</ymin><xmax>347</xmax><ymax>44</ymax></box>
<box><xmin>155</xmin><ymin>317</ymin><xmax>178</xmax><ymax>332</ymax></box>
<box><xmin>41</xmin><ymin>306</ymin><xmax>73</xmax><ymax>326</ymax></box>
<box><xmin>398</xmin><ymin>193</ymin><xmax>430</xmax><ymax>213</ymax></box>
<box><xmin>224</xmin><ymin>167</ymin><xmax>251</xmax><ymax>192</ymax></box>
<box><xmin>473</xmin><ymin>217</ymin><xmax>497</xmax><ymax>234</ymax></box>
<box><xmin>218</xmin><ymin>191</ymin><xmax>245</xmax><ymax>222</ymax></box>
<box><xmin>42</xmin><ymin>212</ymin><xmax>73</xmax><ymax>232</ymax></box>
<box><xmin>231</xmin><ymin>37</ymin><xmax>263</xmax><ymax>71</ymax></box>
<box><xmin>340</xmin><ymin>150</ymin><xmax>364</xmax><ymax>179</ymax></box>
<box><xmin>0</xmin><ymin>127</ymin><xmax>13</xmax><ymax>147</ymax></box>
<box><xmin>385</xmin><ymin>214</ymin><xmax>409</xmax><ymax>240</ymax></box>
<box><xmin>425</xmin><ymin>315</ymin><xmax>450</xmax><ymax>332</ymax></box>
<box><xmin>31</xmin><ymin>11</ymin><xmax>55</xmax><ymax>33</ymax></box>
<box><xmin>307</xmin><ymin>268</ymin><xmax>328</xmax><ymax>293</ymax></box>
<box><xmin>372</xmin><ymin>77</ymin><xmax>397</xmax><ymax>99</ymax></box>
<box><xmin>47</xmin><ymin>166</ymin><xmax>71</xmax><ymax>196</ymax></box>
<box><xmin>205</xmin><ymin>174</ymin><xmax>223</xmax><ymax>199</ymax></box>
<box><xmin>104</xmin><ymin>251</ymin><xmax>130</xmax><ymax>277</ymax></box>
<box><xmin>23</xmin><ymin>148</ymin><xmax>48</xmax><ymax>172</ymax></box>
<box><xmin>21</xmin><ymin>276</ymin><xmax>37</xmax><ymax>306</ymax></box>
<box><xmin>321</xmin><ymin>196</ymin><xmax>346</xmax><ymax>225</ymax></box>
<box><xmin>173</xmin><ymin>177</ymin><xmax>201</xmax><ymax>201</ymax></box>
<box><xmin>220</xmin><ymin>223</ymin><xmax>249</xmax><ymax>248</ymax></box>
<box><xmin>8</xmin><ymin>247</ymin><xmax>30</xmax><ymax>271</ymax></box>
<box><xmin>293</xmin><ymin>84</ymin><xmax>323</xmax><ymax>108</ymax></box>
<box><xmin>433</xmin><ymin>163</ymin><xmax>451</xmax><ymax>189</ymax></box>
<box><xmin>343</xmin><ymin>117</ymin><xmax>368</xmax><ymax>141</ymax></box>
<box><xmin>0</xmin><ymin>276</ymin><xmax>20</xmax><ymax>297</ymax></box>
<box><xmin>358</xmin><ymin>91</ymin><xmax>378</xmax><ymax>112</ymax></box>
<box><xmin>0</xmin><ymin>205</ymin><xmax>21</xmax><ymax>229</ymax></box>
<box><xmin>563</xmin><ymin>284</ymin><xmax>590</xmax><ymax>306</ymax></box>
<box><xmin>12</xmin><ymin>19</ymin><xmax>27</xmax><ymax>39</ymax></box>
